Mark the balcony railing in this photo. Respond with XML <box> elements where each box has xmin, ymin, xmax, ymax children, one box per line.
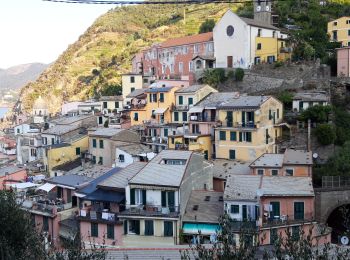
<box><xmin>280</xmin><ymin>47</ymin><xmax>293</xmax><ymax>53</ymax></box>
<box><xmin>224</xmin><ymin>121</ymin><xmax>257</xmax><ymax>129</ymax></box>
<box><xmin>189</xmin><ymin>115</ymin><xmax>217</xmax><ymax>123</ymax></box>
<box><xmin>121</xmin><ymin>204</ymin><xmax>179</xmax><ymax>218</ymax></box>
<box><xmin>174</xmin><ymin>105</ymin><xmax>189</xmax><ymax>111</ymax></box>
<box><xmin>78</xmin><ymin>209</ymin><xmax>120</xmax><ymax>223</ymax></box>
<box><xmin>21</xmin><ymin>198</ymin><xmax>73</xmax><ymax>215</ymax></box>
<box><xmin>262</xmin><ymin>213</ymin><xmax>314</xmax><ymax>227</ymax></box>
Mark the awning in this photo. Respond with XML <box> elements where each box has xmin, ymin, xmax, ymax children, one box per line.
<box><xmin>7</xmin><ymin>182</ymin><xmax>39</xmax><ymax>189</ymax></box>
<box><xmin>182</xmin><ymin>223</ymin><xmax>221</xmax><ymax>235</ymax></box>
<box><xmin>154</xmin><ymin>108</ymin><xmax>168</xmax><ymax>114</ymax></box>
<box><xmin>184</xmin><ymin>135</ymin><xmax>199</xmax><ymax>140</ymax></box>
<box><xmin>82</xmin><ymin>188</ymin><xmax>125</xmax><ymax>203</ymax></box>
<box><xmin>74</xmin><ymin>192</ymin><xmax>87</xmax><ymax>198</ymax></box>
<box><xmin>36</xmin><ymin>183</ymin><xmax>56</xmax><ymax>192</ymax></box>
<box><xmin>188</xmin><ymin>107</ymin><xmax>204</xmax><ymax>114</ymax></box>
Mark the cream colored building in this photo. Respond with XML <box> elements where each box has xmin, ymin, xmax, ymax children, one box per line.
<box><xmin>122</xmin><ymin>74</ymin><xmax>144</xmax><ymax>103</ymax></box>
<box><xmin>328</xmin><ymin>16</ymin><xmax>350</xmax><ymax>47</ymax></box>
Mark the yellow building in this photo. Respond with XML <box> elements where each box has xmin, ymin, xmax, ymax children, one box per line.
<box><xmin>99</xmin><ymin>96</ymin><xmax>124</xmax><ymax>114</ymax></box>
<box><xmin>255</xmin><ymin>37</ymin><xmax>291</xmax><ymax>63</ymax></box>
<box><xmin>328</xmin><ymin>17</ymin><xmax>350</xmax><ymax>47</ymax></box>
<box><xmin>214</xmin><ymin>95</ymin><xmax>283</xmax><ymax>162</ymax></box>
<box><xmin>44</xmin><ymin>135</ymin><xmax>88</xmax><ymax>176</ymax></box>
<box><xmin>130</xmin><ymin>86</ymin><xmax>179</xmax><ymax>126</ymax></box>
<box><xmin>122</xmin><ymin>74</ymin><xmax>144</xmax><ymax>101</ymax></box>
<box><xmin>168</xmin><ymin>134</ymin><xmax>212</xmax><ymax>160</ymax></box>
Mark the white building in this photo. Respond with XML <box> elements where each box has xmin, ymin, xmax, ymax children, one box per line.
<box><xmin>115</xmin><ymin>144</ymin><xmax>155</xmax><ymax>168</ymax></box>
<box><xmin>32</xmin><ymin>96</ymin><xmax>49</xmax><ymax>124</ymax></box>
<box><xmin>292</xmin><ymin>92</ymin><xmax>330</xmax><ymax>112</ymax></box>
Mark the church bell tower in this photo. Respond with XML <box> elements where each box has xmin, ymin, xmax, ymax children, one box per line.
<box><xmin>254</xmin><ymin>0</ymin><xmax>272</xmax><ymax>25</ymax></box>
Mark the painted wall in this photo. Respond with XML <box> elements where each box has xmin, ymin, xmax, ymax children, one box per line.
<box><xmin>337</xmin><ymin>47</ymin><xmax>350</xmax><ymax>77</ymax></box>
<box><xmin>251</xmin><ymin>165</ymin><xmax>311</xmax><ymax>177</ymax></box>
<box><xmin>80</xmin><ymin>221</ymin><xmax>123</xmax><ymax>246</ymax></box>
<box><xmin>0</xmin><ymin>169</ymin><xmax>27</xmax><ymax>190</ymax></box>
<box><xmin>225</xmin><ymin>201</ymin><xmax>258</xmax><ymax>221</ymax></box>
<box><xmin>89</xmin><ymin>137</ymin><xmax>114</xmax><ymax>167</ymax></box>
<box><xmin>328</xmin><ymin>17</ymin><xmax>350</xmax><ymax>47</ymax></box>
<box><xmin>292</xmin><ymin>100</ymin><xmax>328</xmax><ymax>112</ymax></box>
<box><xmin>122</xmin><ymin>74</ymin><xmax>143</xmax><ymax>100</ymax></box>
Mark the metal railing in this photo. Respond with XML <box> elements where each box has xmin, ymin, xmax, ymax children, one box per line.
<box><xmin>224</xmin><ymin>121</ymin><xmax>257</xmax><ymax>128</ymax></box>
<box><xmin>122</xmin><ymin>204</ymin><xmax>179</xmax><ymax>217</ymax></box>
<box><xmin>189</xmin><ymin>115</ymin><xmax>216</xmax><ymax>122</ymax></box>
<box><xmin>262</xmin><ymin>213</ymin><xmax>314</xmax><ymax>227</ymax></box>
<box><xmin>78</xmin><ymin>209</ymin><xmax>117</xmax><ymax>222</ymax></box>
<box><xmin>322</xmin><ymin>176</ymin><xmax>350</xmax><ymax>189</ymax></box>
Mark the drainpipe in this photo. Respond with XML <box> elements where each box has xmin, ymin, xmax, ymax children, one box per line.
<box><xmin>307</xmin><ymin>119</ymin><xmax>311</xmax><ymax>152</ymax></box>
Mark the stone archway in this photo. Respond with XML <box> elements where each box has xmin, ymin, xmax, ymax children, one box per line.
<box><xmin>325</xmin><ymin>203</ymin><xmax>350</xmax><ymax>243</ymax></box>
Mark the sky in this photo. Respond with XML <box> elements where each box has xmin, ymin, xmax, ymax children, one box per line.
<box><xmin>0</xmin><ymin>0</ymin><xmax>115</xmax><ymax>69</ymax></box>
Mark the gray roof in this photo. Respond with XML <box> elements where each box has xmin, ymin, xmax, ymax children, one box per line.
<box><xmin>213</xmin><ymin>160</ymin><xmax>251</xmax><ymax>179</ymax></box>
<box><xmin>99</xmin><ymin>96</ymin><xmax>123</xmax><ymax>101</ymax></box>
<box><xmin>224</xmin><ymin>175</ymin><xmax>260</xmax><ymax>201</ymax></box>
<box><xmin>283</xmin><ymin>149</ymin><xmax>313</xmax><ymax>165</ymax></box>
<box><xmin>51</xmin><ymin>115</ymin><xmax>94</xmax><ymax>125</ymax></box>
<box><xmin>293</xmin><ymin>92</ymin><xmax>329</xmax><ymax>102</ymax></box>
<box><xmin>115</xmin><ymin>142</ymin><xmax>152</xmax><ymax>155</ymax></box>
<box><xmin>145</xmin><ymin>86</ymin><xmax>174</xmax><ymax>93</ymax></box>
<box><xmin>98</xmin><ymin>162</ymin><xmax>146</xmax><ymax>189</ymax></box>
<box><xmin>183</xmin><ymin>190</ymin><xmax>224</xmax><ymax>223</ymax></box>
<box><xmin>195</xmin><ymin>92</ymin><xmax>270</xmax><ymax>109</ymax></box>
<box><xmin>47</xmin><ymin>174</ymin><xmax>93</xmax><ymax>188</ymax></box>
<box><xmin>42</xmin><ymin>125</ymin><xmax>80</xmax><ymax>135</ymax></box>
<box><xmin>89</xmin><ymin>128</ymin><xmax>122</xmax><ymax>137</ymax></box>
<box><xmin>250</xmin><ymin>154</ymin><xmax>284</xmax><ymax>168</ymax></box>
<box><xmin>0</xmin><ymin>165</ymin><xmax>24</xmax><ymax>177</ymax></box>
<box><xmin>175</xmin><ymin>84</ymin><xmax>209</xmax><ymax>93</ymax></box>
<box><xmin>261</xmin><ymin>176</ymin><xmax>314</xmax><ymax>197</ymax></box>
<box><xmin>126</xmin><ymin>88</ymin><xmax>146</xmax><ymax>98</ymax></box>
<box><xmin>129</xmin><ymin>150</ymin><xmax>193</xmax><ymax>187</ymax></box>
<box><xmin>241</xmin><ymin>17</ymin><xmax>280</xmax><ymax>31</ymax></box>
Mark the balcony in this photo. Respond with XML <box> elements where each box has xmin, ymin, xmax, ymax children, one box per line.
<box><xmin>120</xmin><ymin>204</ymin><xmax>179</xmax><ymax>218</ymax></box>
<box><xmin>280</xmin><ymin>47</ymin><xmax>293</xmax><ymax>53</ymax></box>
<box><xmin>77</xmin><ymin>209</ymin><xmax>121</xmax><ymax>224</ymax></box>
<box><xmin>21</xmin><ymin>195</ymin><xmax>73</xmax><ymax>216</ymax></box>
<box><xmin>174</xmin><ymin>104</ymin><xmax>189</xmax><ymax>111</ymax></box>
<box><xmin>223</xmin><ymin>121</ymin><xmax>257</xmax><ymax>129</ymax></box>
<box><xmin>261</xmin><ymin>213</ymin><xmax>314</xmax><ymax>228</ymax></box>
<box><xmin>189</xmin><ymin>115</ymin><xmax>217</xmax><ymax>123</ymax></box>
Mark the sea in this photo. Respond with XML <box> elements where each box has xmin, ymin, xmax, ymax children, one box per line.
<box><xmin>0</xmin><ymin>107</ymin><xmax>9</xmax><ymax>119</ymax></box>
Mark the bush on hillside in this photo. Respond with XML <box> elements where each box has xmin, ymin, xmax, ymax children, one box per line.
<box><xmin>299</xmin><ymin>105</ymin><xmax>332</xmax><ymax>123</ymax></box>
<box><xmin>199</xmin><ymin>19</ymin><xmax>216</xmax><ymax>33</ymax></box>
<box><xmin>314</xmin><ymin>124</ymin><xmax>336</xmax><ymax>146</ymax></box>
<box><xmin>202</xmin><ymin>68</ymin><xmax>226</xmax><ymax>88</ymax></box>
<box><xmin>235</xmin><ymin>68</ymin><xmax>244</xmax><ymax>81</ymax></box>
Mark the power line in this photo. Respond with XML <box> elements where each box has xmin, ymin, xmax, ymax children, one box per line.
<box><xmin>43</xmin><ymin>0</ymin><xmax>277</xmax><ymax>5</ymax></box>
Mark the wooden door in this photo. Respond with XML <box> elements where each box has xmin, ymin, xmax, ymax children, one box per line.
<box><xmin>227</xmin><ymin>56</ymin><xmax>233</xmax><ymax>68</ymax></box>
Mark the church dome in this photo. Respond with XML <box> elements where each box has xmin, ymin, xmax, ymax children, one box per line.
<box><xmin>33</xmin><ymin>96</ymin><xmax>48</xmax><ymax>110</ymax></box>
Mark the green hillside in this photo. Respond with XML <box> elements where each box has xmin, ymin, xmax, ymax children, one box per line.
<box><xmin>20</xmin><ymin>3</ymin><xmax>237</xmax><ymax>113</ymax></box>
<box><xmin>19</xmin><ymin>1</ymin><xmax>350</xmax><ymax>113</ymax></box>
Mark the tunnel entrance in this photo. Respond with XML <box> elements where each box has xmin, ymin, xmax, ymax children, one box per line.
<box><xmin>326</xmin><ymin>205</ymin><xmax>350</xmax><ymax>243</ymax></box>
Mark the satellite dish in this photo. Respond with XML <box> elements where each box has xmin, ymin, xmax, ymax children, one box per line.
<box><xmin>312</xmin><ymin>153</ymin><xmax>318</xmax><ymax>159</ymax></box>
<box><xmin>266</xmin><ymin>6</ymin><xmax>270</xmax><ymax>11</ymax></box>
<box><xmin>256</xmin><ymin>5</ymin><xmax>261</xmax><ymax>11</ymax></box>
<box><xmin>341</xmin><ymin>236</ymin><xmax>349</xmax><ymax>245</ymax></box>
<box><xmin>256</xmin><ymin>189</ymin><xmax>264</xmax><ymax>197</ymax></box>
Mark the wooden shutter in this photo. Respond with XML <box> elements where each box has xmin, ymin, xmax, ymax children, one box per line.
<box><xmin>168</xmin><ymin>191</ymin><xmax>175</xmax><ymax>212</ymax></box>
<box><xmin>135</xmin><ymin>220</ymin><xmax>140</xmax><ymax>235</ymax></box>
<box><xmin>130</xmin><ymin>189</ymin><xmax>135</xmax><ymax>205</ymax></box>
<box><xmin>142</xmin><ymin>190</ymin><xmax>146</xmax><ymax>206</ymax></box>
<box><xmin>124</xmin><ymin>221</ymin><xmax>128</xmax><ymax>235</ymax></box>
<box><xmin>161</xmin><ymin>191</ymin><xmax>166</xmax><ymax>207</ymax></box>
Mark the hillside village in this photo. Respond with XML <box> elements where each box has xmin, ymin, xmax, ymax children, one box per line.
<box><xmin>2</xmin><ymin>1</ymin><xmax>350</xmax><ymax>257</ymax></box>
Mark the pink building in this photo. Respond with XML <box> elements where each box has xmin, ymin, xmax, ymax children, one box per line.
<box><xmin>0</xmin><ymin>165</ymin><xmax>27</xmax><ymax>189</ymax></box>
<box><xmin>139</xmin><ymin>32</ymin><xmax>214</xmax><ymax>83</ymax></box>
<box><xmin>337</xmin><ymin>47</ymin><xmax>350</xmax><ymax>77</ymax></box>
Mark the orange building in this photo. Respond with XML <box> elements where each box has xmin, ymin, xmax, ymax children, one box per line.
<box><xmin>0</xmin><ymin>165</ymin><xmax>27</xmax><ymax>190</ymax></box>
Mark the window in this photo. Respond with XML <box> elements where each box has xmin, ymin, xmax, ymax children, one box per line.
<box><xmin>145</xmin><ymin>220</ymin><xmax>154</xmax><ymax>236</ymax></box>
<box><xmin>194</xmin><ymin>44</ymin><xmax>199</xmax><ymax>53</ymax></box>
<box><xmin>348</xmin><ymin>29</ymin><xmax>350</xmax><ymax>36</ymax></box>
<box><xmin>294</xmin><ymin>202</ymin><xmax>304</xmax><ymax>220</ymax></box>
<box><xmin>257</xmin><ymin>43</ymin><xmax>262</xmax><ymax>50</ymax></box>
<box><xmin>189</xmin><ymin>61</ymin><xmax>193</xmax><ymax>71</ymax></box>
<box><xmin>51</xmin><ymin>138</ymin><xmax>55</xmax><ymax>145</ymax></box>
<box><xmin>239</xmin><ymin>132</ymin><xmax>252</xmax><ymax>142</ymax></box>
<box><xmin>99</xmin><ymin>157</ymin><xmax>103</xmax><ymax>165</ymax></box>
<box><xmin>134</xmin><ymin>112</ymin><xmax>138</xmax><ymax>121</ymax></box>
<box><xmin>119</xmin><ymin>154</ymin><xmax>125</xmax><ymax>162</ymax></box>
<box><xmin>258</xmin><ymin>29</ymin><xmax>262</xmax><ymax>37</ymax></box>
<box><xmin>171</xmin><ymin>137</ymin><xmax>175</xmax><ymax>144</ymax></box>
<box><xmin>219</xmin><ymin>131</ymin><xmax>226</xmax><ymax>141</ymax></box>
<box><xmin>285</xmin><ymin>168</ymin><xmax>294</xmax><ymax>176</ymax></box>
<box><xmin>43</xmin><ymin>216</ymin><xmax>49</xmax><ymax>232</ymax></box>
<box><xmin>99</xmin><ymin>140</ymin><xmax>104</xmax><ymax>149</ymax></box>
<box><xmin>130</xmin><ymin>189</ymin><xmax>146</xmax><ymax>205</ymax></box>
<box><xmin>159</xmin><ymin>93</ymin><xmax>164</xmax><ymax>102</ymax></box>
<box><xmin>230</xmin><ymin>131</ymin><xmax>236</xmax><ymax>141</ymax></box>
<box><xmin>91</xmin><ymin>223</ymin><xmax>98</xmax><ymax>237</ymax></box>
<box><xmin>164</xmin><ymin>221</ymin><xmax>173</xmax><ymax>237</ymax></box>
<box><xmin>226</xmin><ymin>25</ymin><xmax>234</xmax><ymax>37</ymax></box>
<box><xmin>92</xmin><ymin>139</ymin><xmax>97</xmax><ymax>148</ymax></box>
<box><xmin>130</xmin><ymin>76</ymin><xmax>135</xmax><ymax>83</ymax></box>
<box><xmin>179</xmin><ymin>62</ymin><xmax>183</xmax><ymax>73</ymax></box>
<box><xmin>277</xmin><ymin>109</ymin><xmax>280</xmax><ymax>119</ymax></box>
<box><xmin>271</xmin><ymin>169</ymin><xmax>278</xmax><ymax>176</ymax></box>
<box><xmin>164</xmin><ymin>159</ymin><xmax>186</xmax><ymax>165</ymax></box>
<box><xmin>164</xmin><ymin>129</ymin><xmax>168</xmax><ymax>137</ymax></box>
<box><xmin>75</xmin><ymin>147</ymin><xmax>81</xmax><ymax>155</ymax></box>
<box><xmin>182</xmin><ymin>112</ymin><xmax>187</xmax><ymax>121</ymax></box>
<box><xmin>188</xmin><ymin>97</ymin><xmax>193</xmax><ymax>105</ymax></box>
<box><xmin>229</xmin><ymin>150</ymin><xmax>236</xmax><ymax>160</ymax></box>
<box><xmin>333</xmin><ymin>21</ymin><xmax>337</xmax><ymax>26</ymax></box>
<box><xmin>131</xmin><ymin>87</ymin><xmax>135</xmax><ymax>93</ymax></box>
<box><xmin>231</xmin><ymin>205</ymin><xmax>239</xmax><ymax>214</ymax></box>
<box><xmin>98</xmin><ymin>117</ymin><xmax>103</xmax><ymax>124</ymax></box>
<box><xmin>174</xmin><ymin>112</ymin><xmax>179</xmax><ymax>121</ymax></box>
<box><xmin>30</xmin><ymin>149</ymin><xmax>37</xmax><ymax>157</ymax></box>
<box><xmin>115</xmin><ymin>102</ymin><xmax>119</xmax><ymax>109</ymax></box>
<box><xmin>57</xmin><ymin>186</ymin><xmax>63</xmax><ymax>198</ymax></box>
<box><xmin>92</xmin><ymin>156</ymin><xmax>96</xmax><ymax>164</ymax></box>
<box><xmin>257</xmin><ymin>169</ymin><xmax>264</xmax><ymax>175</ymax></box>
<box><xmin>179</xmin><ymin>96</ymin><xmax>183</xmax><ymax>105</ymax></box>
<box><xmin>103</xmin><ymin>102</ymin><xmax>107</xmax><ymax>109</ymax></box>
<box><xmin>270</xmin><ymin>202</ymin><xmax>280</xmax><ymax>217</ymax></box>
<box><xmin>226</xmin><ymin>111</ymin><xmax>233</xmax><ymax>127</ymax></box>
<box><xmin>107</xmin><ymin>224</ymin><xmax>114</xmax><ymax>239</ymax></box>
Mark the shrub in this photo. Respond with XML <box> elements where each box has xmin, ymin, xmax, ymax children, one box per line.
<box><xmin>299</xmin><ymin>105</ymin><xmax>332</xmax><ymax>123</ymax></box>
<box><xmin>103</xmin><ymin>120</ymin><xmax>109</xmax><ymax>128</ymax></box>
<box><xmin>277</xmin><ymin>91</ymin><xmax>294</xmax><ymax>108</ymax></box>
<box><xmin>199</xmin><ymin>19</ymin><xmax>216</xmax><ymax>33</ymax></box>
<box><xmin>226</xmin><ymin>70</ymin><xmax>235</xmax><ymax>80</ymax></box>
<box><xmin>235</xmin><ymin>68</ymin><xmax>244</xmax><ymax>81</ymax></box>
<box><xmin>202</xmin><ymin>68</ymin><xmax>226</xmax><ymax>88</ymax></box>
<box><xmin>274</xmin><ymin>61</ymin><xmax>284</xmax><ymax>68</ymax></box>
<box><xmin>314</xmin><ymin>124</ymin><xmax>336</xmax><ymax>145</ymax></box>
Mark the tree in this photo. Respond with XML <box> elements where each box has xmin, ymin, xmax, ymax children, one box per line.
<box><xmin>234</xmin><ymin>68</ymin><xmax>244</xmax><ymax>81</ymax></box>
<box><xmin>314</xmin><ymin>124</ymin><xmax>336</xmax><ymax>145</ymax></box>
<box><xmin>299</xmin><ymin>105</ymin><xmax>332</xmax><ymax>123</ymax></box>
<box><xmin>198</xmin><ymin>19</ymin><xmax>216</xmax><ymax>33</ymax></box>
<box><xmin>202</xmin><ymin>69</ymin><xmax>226</xmax><ymax>88</ymax></box>
<box><xmin>276</xmin><ymin>91</ymin><xmax>294</xmax><ymax>110</ymax></box>
<box><xmin>0</xmin><ymin>190</ymin><xmax>46</xmax><ymax>260</ymax></box>
<box><xmin>100</xmin><ymin>84</ymin><xmax>122</xmax><ymax>96</ymax></box>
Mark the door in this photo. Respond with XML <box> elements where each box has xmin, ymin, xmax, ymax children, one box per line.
<box><xmin>145</xmin><ymin>220</ymin><xmax>154</xmax><ymax>236</ymax></box>
<box><xmin>204</xmin><ymin>150</ymin><xmax>208</xmax><ymax>160</ymax></box>
<box><xmin>294</xmin><ymin>202</ymin><xmax>304</xmax><ymax>220</ymax></box>
<box><xmin>270</xmin><ymin>202</ymin><xmax>280</xmax><ymax>218</ymax></box>
<box><xmin>242</xmin><ymin>205</ymin><xmax>247</xmax><ymax>221</ymax></box>
<box><xmin>164</xmin><ymin>221</ymin><xmax>173</xmax><ymax>237</ymax></box>
<box><xmin>227</xmin><ymin>56</ymin><xmax>233</xmax><ymax>68</ymax></box>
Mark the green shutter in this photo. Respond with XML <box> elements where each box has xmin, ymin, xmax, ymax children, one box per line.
<box><xmin>179</xmin><ymin>96</ymin><xmax>183</xmax><ymax>105</ymax></box>
<box><xmin>219</xmin><ymin>131</ymin><xmax>226</xmax><ymax>141</ymax></box>
<box><xmin>107</xmin><ymin>224</ymin><xmax>114</xmax><ymax>239</ymax></box>
<box><xmin>182</xmin><ymin>112</ymin><xmax>187</xmax><ymax>121</ymax></box>
<box><xmin>168</xmin><ymin>191</ymin><xmax>175</xmax><ymax>212</ymax></box>
<box><xmin>164</xmin><ymin>221</ymin><xmax>173</xmax><ymax>237</ymax></box>
<box><xmin>75</xmin><ymin>147</ymin><xmax>81</xmax><ymax>155</ymax></box>
<box><xmin>294</xmin><ymin>202</ymin><xmax>304</xmax><ymax>220</ymax></box>
<box><xmin>242</xmin><ymin>205</ymin><xmax>247</xmax><ymax>220</ymax></box>
<box><xmin>161</xmin><ymin>191</ymin><xmax>166</xmax><ymax>207</ymax></box>
<box><xmin>130</xmin><ymin>189</ymin><xmax>135</xmax><ymax>205</ymax></box>
<box><xmin>174</xmin><ymin>112</ymin><xmax>179</xmax><ymax>121</ymax></box>
<box><xmin>246</xmin><ymin>132</ymin><xmax>252</xmax><ymax>142</ymax></box>
<box><xmin>142</xmin><ymin>190</ymin><xmax>146</xmax><ymax>205</ymax></box>
<box><xmin>99</xmin><ymin>140</ymin><xmax>104</xmax><ymax>149</ymax></box>
<box><xmin>164</xmin><ymin>129</ymin><xmax>168</xmax><ymax>137</ymax></box>
<box><xmin>239</xmin><ymin>132</ymin><xmax>242</xmax><ymax>142</ymax></box>
<box><xmin>124</xmin><ymin>221</ymin><xmax>128</xmax><ymax>235</ymax></box>
<box><xmin>134</xmin><ymin>112</ymin><xmax>138</xmax><ymax>121</ymax></box>
<box><xmin>160</xmin><ymin>93</ymin><xmax>164</xmax><ymax>102</ymax></box>
<box><xmin>188</xmin><ymin>97</ymin><xmax>193</xmax><ymax>105</ymax></box>
<box><xmin>135</xmin><ymin>220</ymin><xmax>140</xmax><ymax>235</ymax></box>
<box><xmin>91</xmin><ymin>223</ymin><xmax>98</xmax><ymax>237</ymax></box>
<box><xmin>270</xmin><ymin>202</ymin><xmax>280</xmax><ymax>217</ymax></box>
<box><xmin>145</xmin><ymin>220</ymin><xmax>154</xmax><ymax>236</ymax></box>
<box><xmin>230</xmin><ymin>132</ymin><xmax>236</xmax><ymax>141</ymax></box>
<box><xmin>92</xmin><ymin>139</ymin><xmax>96</xmax><ymax>148</ymax></box>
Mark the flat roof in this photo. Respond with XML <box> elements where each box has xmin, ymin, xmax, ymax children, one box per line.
<box><xmin>284</xmin><ymin>149</ymin><xmax>312</xmax><ymax>165</ymax></box>
<box><xmin>293</xmin><ymin>92</ymin><xmax>329</xmax><ymax>102</ymax></box>
<box><xmin>0</xmin><ymin>165</ymin><xmax>24</xmax><ymax>177</ymax></box>
<box><xmin>250</xmin><ymin>154</ymin><xmax>284</xmax><ymax>168</ymax></box>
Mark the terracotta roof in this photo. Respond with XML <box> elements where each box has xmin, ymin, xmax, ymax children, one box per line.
<box><xmin>160</xmin><ymin>32</ymin><xmax>213</xmax><ymax>48</ymax></box>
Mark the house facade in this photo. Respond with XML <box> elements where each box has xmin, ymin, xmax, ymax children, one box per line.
<box><xmin>328</xmin><ymin>16</ymin><xmax>350</xmax><ymax>47</ymax></box>
<box><xmin>292</xmin><ymin>92</ymin><xmax>330</xmax><ymax>112</ymax></box>
<box><xmin>337</xmin><ymin>47</ymin><xmax>350</xmax><ymax>77</ymax></box>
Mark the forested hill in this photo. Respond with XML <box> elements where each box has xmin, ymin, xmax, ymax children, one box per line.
<box><xmin>19</xmin><ymin>0</ymin><xmax>350</xmax><ymax>113</ymax></box>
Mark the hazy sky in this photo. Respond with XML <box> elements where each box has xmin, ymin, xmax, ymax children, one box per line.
<box><xmin>0</xmin><ymin>0</ymin><xmax>114</xmax><ymax>69</ymax></box>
